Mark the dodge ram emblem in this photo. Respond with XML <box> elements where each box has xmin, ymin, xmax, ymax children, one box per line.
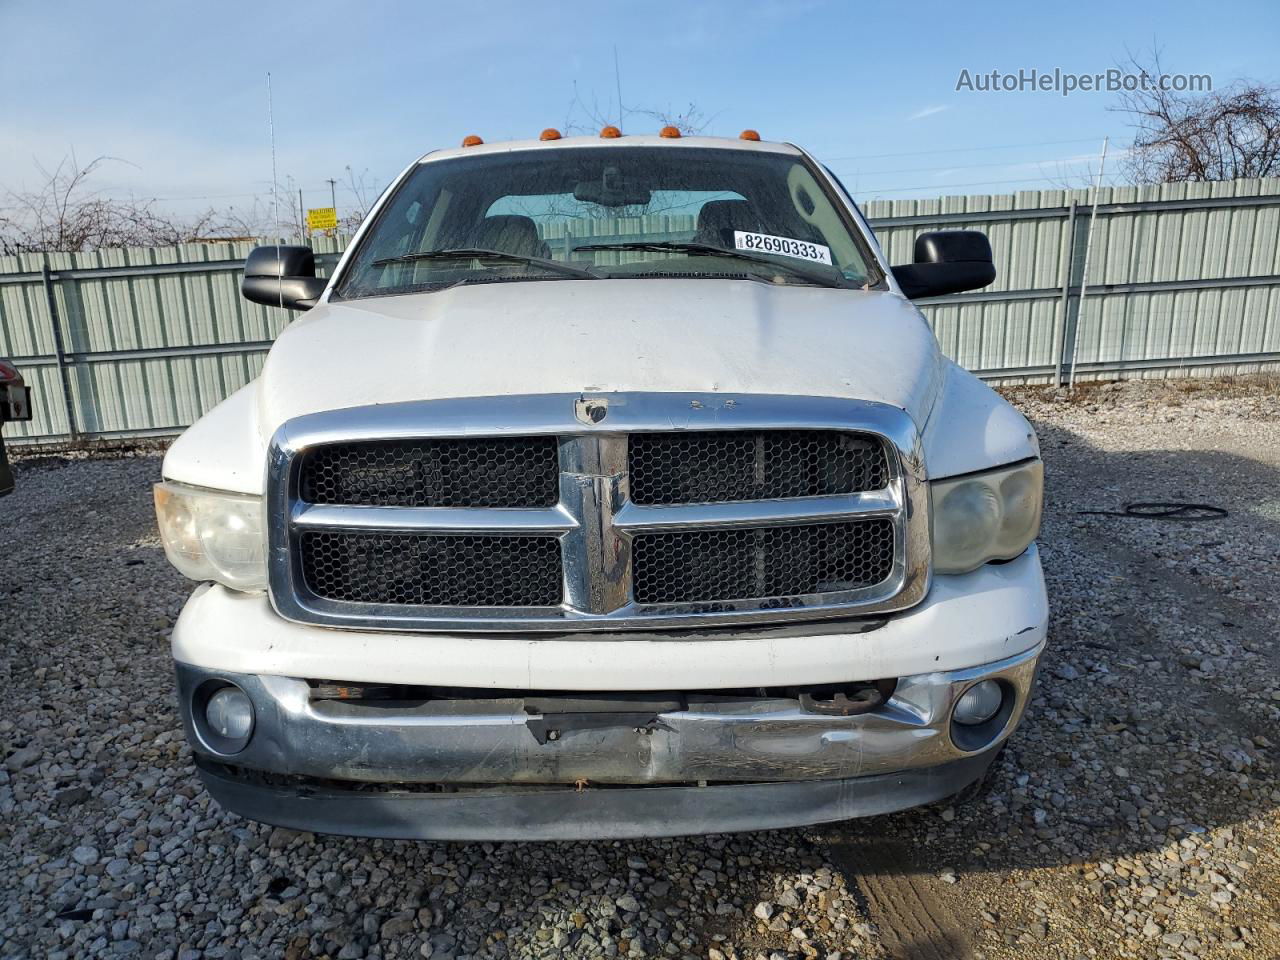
<box><xmin>575</xmin><ymin>396</ymin><xmax>609</xmax><ymax>425</ymax></box>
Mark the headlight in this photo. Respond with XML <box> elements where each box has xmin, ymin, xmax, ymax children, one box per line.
<box><xmin>153</xmin><ymin>481</ymin><xmax>267</xmax><ymax>591</ymax></box>
<box><xmin>931</xmin><ymin>459</ymin><xmax>1043</xmax><ymax>575</ymax></box>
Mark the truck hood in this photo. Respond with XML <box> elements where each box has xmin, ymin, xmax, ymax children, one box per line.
<box><xmin>257</xmin><ymin>279</ymin><xmax>945</xmax><ymax>438</ymax></box>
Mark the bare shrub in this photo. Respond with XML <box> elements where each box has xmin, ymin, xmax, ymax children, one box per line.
<box><xmin>1113</xmin><ymin>51</ymin><xmax>1280</xmax><ymax>182</ymax></box>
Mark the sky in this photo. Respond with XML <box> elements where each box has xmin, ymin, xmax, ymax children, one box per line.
<box><xmin>1</xmin><ymin>0</ymin><xmax>1277</xmax><ymax>223</ymax></box>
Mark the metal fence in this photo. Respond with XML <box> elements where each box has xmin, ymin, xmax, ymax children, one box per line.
<box><xmin>0</xmin><ymin>237</ymin><xmax>344</xmax><ymax>442</ymax></box>
<box><xmin>1</xmin><ymin>177</ymin><xmax>1277</xmax><ymax>444</ymax></box>
<box><xmin>865</xmin><ymin>177</ymin><xmax>1280</xmax><ymax>383</ymax></box>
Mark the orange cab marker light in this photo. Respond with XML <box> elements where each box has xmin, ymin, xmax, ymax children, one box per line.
<box><xmin>600</xmin><ymin>125</ymin><xmax>622</xmax><ymax>138</ymax></box>
<box><xmin>739</xmin><ymin>129</ymin><xmax>761</xmax><ymax>141</ymax></box>
<box><xmin>540</xmin><ymin>128</ymin><xmax>562</xmax><ymax>141</ymax></box>
<box><xmin>659</xmin><ymin>125</ymin><xmax>682</xmax><ymax>138</ymax></box>
<box><xmin>461</xmin><ymin>134</ymin><xmax>484</xmax><ymax>147</ymax></box>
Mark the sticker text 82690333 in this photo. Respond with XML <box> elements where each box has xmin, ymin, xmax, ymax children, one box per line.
<box><xmin>733</xmin><ymin>231</ymin><xmax>833</xmax><ymax>266</ymax></box>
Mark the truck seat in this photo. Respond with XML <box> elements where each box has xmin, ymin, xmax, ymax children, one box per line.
<box><xmin>692</xmin><ymin>199</ymin><xmax>763</xmax><ymax>247</ymax></box>
<box><xmin>473</xmin><ymin>215</ymin><xmax>551</xmax><ymax>260</ymax></box>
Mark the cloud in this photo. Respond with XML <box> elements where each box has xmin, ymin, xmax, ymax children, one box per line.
<box><xmin>907</xmin><ymin>105</ymin><xmax>949</xmax><ymax>121</ymax></box>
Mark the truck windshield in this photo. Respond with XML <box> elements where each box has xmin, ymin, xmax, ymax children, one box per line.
<box><xmin>333</xmin><ymin>147</ymin><xmax>879</xmax><ymax>299</ymax></box>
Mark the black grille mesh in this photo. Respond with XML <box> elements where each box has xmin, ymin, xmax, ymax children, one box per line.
<box><xmin>300</xmin><ymin>532</ymin><xmax>562</xmax><ymax>607</ymax></box>
<box><xmin>633</xmin><ymin>520</ymin><xmax>894</xmax><ymax>605</ymax></box>
<box><xmin>299</xmin><ymin>437</ymin><xmax>559</xmax><ymax>508</ymax></box>
<box><xmin>629</xmin><ymin>431</ymin><xmax>888</xmax><ymax>505</ymax></box>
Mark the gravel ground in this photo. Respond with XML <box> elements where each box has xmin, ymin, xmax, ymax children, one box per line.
<box><xmin>2</xmin><ymin>378</ymin><xmax>1278</xmax><ymax>960</ymax></box>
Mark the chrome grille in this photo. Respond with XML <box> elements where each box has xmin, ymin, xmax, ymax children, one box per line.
<box><xmin>299</xmin><ymin>437</ymin><xmax>558</xmax><ymax>507</ymax></box>
<box><xmin>300</xmin><ymin>532</ymin><xmax>562</xmax><ymax>607</ymax></box>
<box><xmin>629</xmin><ymin>430</ymin><xmax>888</xmax><ymax>505</ymax></box>
<box><xmin>632</xmin><ymin>520</ymin><xmax>895</xmax><ymax>605</ymax></box>
<box><xmin>268</xmin><ymin>393</ymin><xmax>930</xmax><ymax>632</ymax></box>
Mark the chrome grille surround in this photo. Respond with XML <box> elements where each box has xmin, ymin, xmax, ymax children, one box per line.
<box><xmin>267</xmin><ymin>393</ymin><xmax>931</xmax><ymax>632</ymax></box>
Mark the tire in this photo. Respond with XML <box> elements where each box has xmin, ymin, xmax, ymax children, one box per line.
<box><xmin>944</xmin><ymin>744</ymin><xmax>1007</xmax><ymax>808</ymax></box>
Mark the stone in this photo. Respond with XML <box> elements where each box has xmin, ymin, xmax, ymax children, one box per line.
<box><xmin>71</xmin><ymin>846</ymin><xmax>100</xmax><ymax>866</ymax></box>
<box><xmin>4</xmin><ymin>744</ymin><xmax>42</xmax><ymax>772</ymax></box>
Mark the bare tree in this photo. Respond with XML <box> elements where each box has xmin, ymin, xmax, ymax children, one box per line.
<box><xmin>0</xmin><ymin>152</ymin><xmax>233</xmax><ymax>254</ymax></box>
<box><xmin>0</xmin><ymin>152</ymin><xmax>372</xmax><ymax>253</ymax></box>
<box><xmin>632</xmin><ymin>102</ymin><xmax>714</xmax><ymax>136</ymax></box>
<box><xmin>338</xmin><ymin>165</ymin><xmax>382</xmax><ymax>233</ymax></box>
<box><xmin>212</xmin><ymin>195</ymin><xmax>299</xmax><ymax>242</ymax></box>
<box><xmin>1113</xmin><ymin>51</ymin><xmax>1280</xmax><ymax>182</ymax></box>
<box><xmin>562</xmin><ymin>82</ymin><xmax>715</xmax><ymax>137</ymax></box>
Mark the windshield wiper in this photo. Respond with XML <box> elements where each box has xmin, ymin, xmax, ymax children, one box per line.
<box><xmin>572</xmin><ymin>241</ymin><xmax>844</xmax><ymax>287</ymax></box>
<box><xmin>372</xmin><ymin>248</ymin><xmax>596</xmax><ymax>279</ymax></box>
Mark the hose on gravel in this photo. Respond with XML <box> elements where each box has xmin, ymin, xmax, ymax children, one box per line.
<box><xmin>1077</xmin><ymin>501</ymin><xmax>1228</xmax><ymax>521</ymax></box>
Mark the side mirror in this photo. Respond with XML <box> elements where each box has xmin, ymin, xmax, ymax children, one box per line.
<box><xmin>241</xmin><ymin>245</ymin><xmax>328</xmax><ymax>310</ymax></box>
<box><xmin>891</xmin><ymin>231</ymin><xmax>995</xmax><ymax>299</ymax></box>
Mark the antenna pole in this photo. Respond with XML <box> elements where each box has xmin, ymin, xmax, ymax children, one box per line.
<box><xmin>267</xmin><ymin>73</ymin><xmax>280</xmax><ymax>243</ymax></box>
<box><xmin>613</xmin><ymin>46</ymin><xmax>624</xmax><ymax>126</ymax></box>
<box><xmin>267</xmin><ymin>73</ymin><xmax>283</xmax><ymax>311</ymax></box>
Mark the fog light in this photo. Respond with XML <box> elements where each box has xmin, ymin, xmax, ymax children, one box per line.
<box><xmin>206</xmin><ymin>686</ymin><xmax>254</xmax><ymax>740</ymax></box>
<box><xmin>954</xmin><ymin>680</ymin><xmax>1003</xmax><ymax>725</ymax></box>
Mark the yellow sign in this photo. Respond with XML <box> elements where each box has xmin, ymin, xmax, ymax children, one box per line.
<box><xmin>306</xmin><ymin>207</ymin><xmax>338</xmax><ymax>231</ymax></box>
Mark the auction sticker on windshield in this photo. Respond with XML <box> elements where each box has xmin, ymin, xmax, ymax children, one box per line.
<box><xmin>733</xmin><ymin>231</ymin><xmax>833</xmax><ymax>265</ymax></box>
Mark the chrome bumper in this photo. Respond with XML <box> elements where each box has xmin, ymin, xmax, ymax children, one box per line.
<box><xmin>176</xmin><ymin>643</ymin><xmax>1041</xmax><ymax>838</ymax></box>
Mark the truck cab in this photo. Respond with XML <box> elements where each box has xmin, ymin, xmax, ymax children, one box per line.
<box><xmin>155</xmin><ymin>129</ymin><xmax>1047</xmax><ymax>840</ymax></box>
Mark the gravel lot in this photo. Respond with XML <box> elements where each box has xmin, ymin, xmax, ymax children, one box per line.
<box><xmin>2</xmin><ymin>378</ymin><xmax>1278</xmax><ymax>960</ymax></box>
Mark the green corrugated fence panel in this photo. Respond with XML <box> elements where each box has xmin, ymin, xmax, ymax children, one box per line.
<box><xmin>2</xmin><ymin>178</ymin><xmax>1279</xmax><ymax>442</ymax></box>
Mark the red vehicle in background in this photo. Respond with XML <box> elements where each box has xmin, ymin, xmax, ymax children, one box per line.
<box><xmin>0</xmin><ymin>360</ymin><xmax>33</xmax><ymax>496</ymax></box>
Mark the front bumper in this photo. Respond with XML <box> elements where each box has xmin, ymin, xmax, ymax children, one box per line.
<box><xmin>196</xmin><ymin>752</ymin><xmax>999</xmax><ymax>841</ymax></box>
<box><xmin>177</xmin><ymin>642</ymin><xmax>1042</xmax><ymax>839</ymax></box>
<box><xmin>172</xmin><ymin>546</ymin><xmax>1048</xmax><ymax>691</ymax></box>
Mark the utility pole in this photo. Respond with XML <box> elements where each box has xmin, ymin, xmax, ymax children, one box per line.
<box><xmin>1068</xmin><ymin>136</ymin><xmax>1109</xmax><ymax>392</ymax></box>
<box><xmin>326</xmin><ymin>178</ymin><xmax>339</xmax><ymax>237</ymax></box>
<box><xmin>298</xmin><ymin>188</ymin><xmax>306</xmax><ymax>244</ymax></box>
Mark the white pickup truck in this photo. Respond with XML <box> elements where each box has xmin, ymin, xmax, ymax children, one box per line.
<box><xmin>155</xmin><ymin>129</ymin><xmax>1047</xmax><ymax>840</ymax></box>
